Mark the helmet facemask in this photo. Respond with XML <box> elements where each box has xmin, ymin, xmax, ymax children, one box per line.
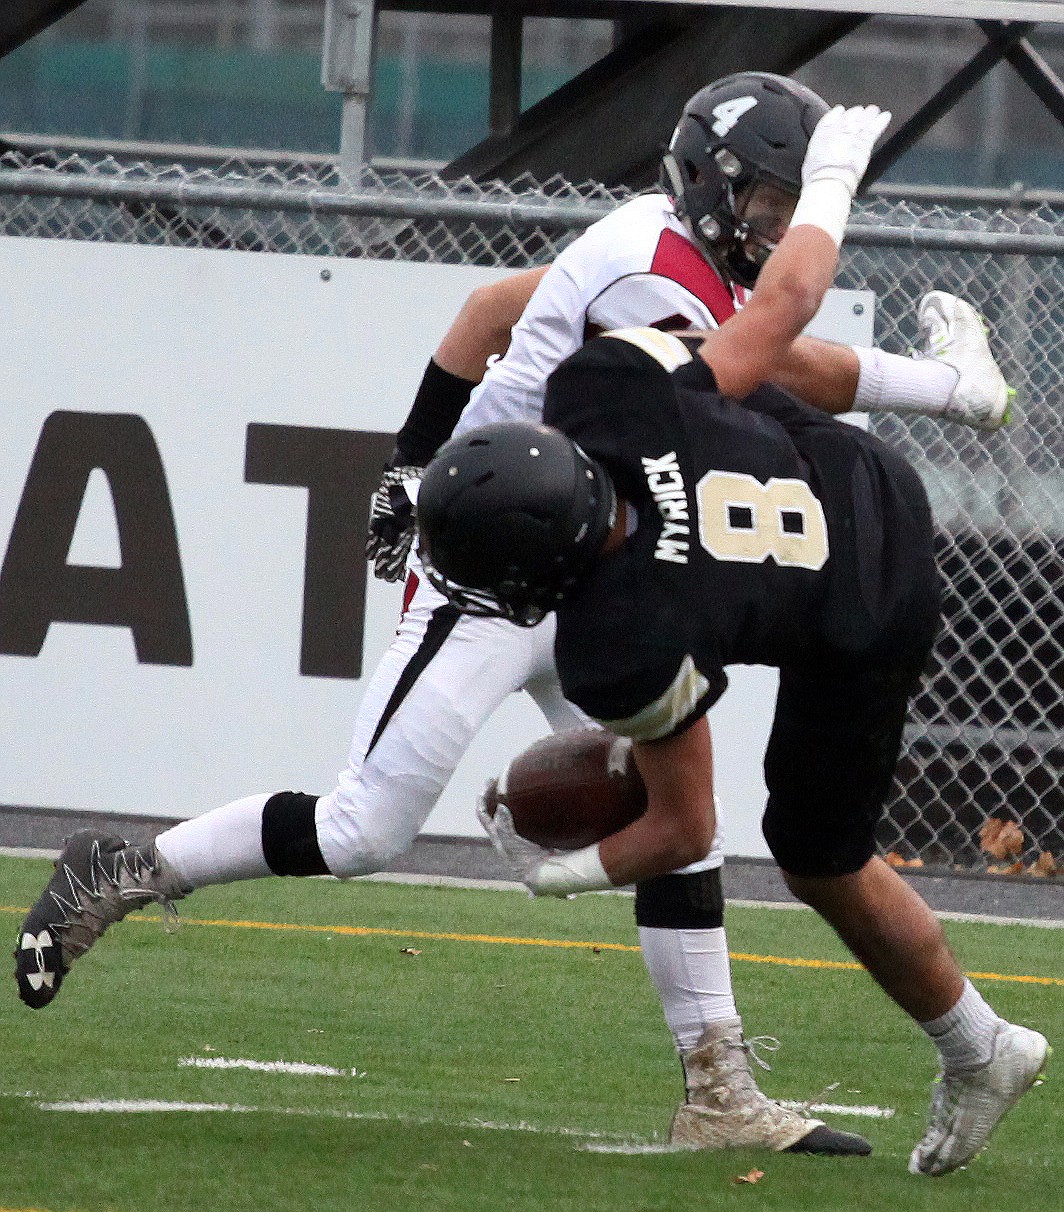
<box><xmin>660</xmin><ymin>72</ymin><xmax>828</xmax><ymax>289</ymax></box>
<box><xmin>724</xmin><ymin>176</ymin><xmax>801</xmax><ymax>288</ymax></box>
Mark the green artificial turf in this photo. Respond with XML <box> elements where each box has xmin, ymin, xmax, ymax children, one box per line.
<box><xmin>1</xmin><ymin>855</ymin><xmax>1059</xmax><ymax>1212</ymax></box>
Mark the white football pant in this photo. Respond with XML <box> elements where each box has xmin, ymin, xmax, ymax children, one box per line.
<box><xmin>315</xmin><ymin>563</ymin><xmax>724</xmax><ymax>879</ymax></box>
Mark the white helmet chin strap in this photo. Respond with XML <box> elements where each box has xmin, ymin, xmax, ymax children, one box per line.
<box><xmin>660</xmin><ymin>151</ymin><xmax>686</xmax><ymax>209</ymax></box>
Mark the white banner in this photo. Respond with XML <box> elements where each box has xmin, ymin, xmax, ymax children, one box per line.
<box><xmin>0</xmin><ymin>235</ymin><xmax>872</xmax><ymax>856</ymax></box>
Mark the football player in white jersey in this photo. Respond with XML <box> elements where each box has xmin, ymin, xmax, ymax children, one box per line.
<box><xmin>16</xmin><ymin>78</ymin><xmax>1009</xmax><ymax>1158</ymax></box>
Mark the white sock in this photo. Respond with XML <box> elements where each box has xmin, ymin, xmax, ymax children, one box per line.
<box><xmin>639</xmin><ymin>925</ymin><xmax>738</xmax><ymax>1054</ymax></box>
<box><xmin>853</xmin><ymin>346</ymin><xmax>959</xmax><ymax>417</ymax></box>
<box><xmin>919</xmin><ymin>979</ymin><xmax>1005</xmax><ymax>1072</ymax></box>
<box><xmin>155</xmin><ymin>793</ymin><xmax>274</xmax><ymax>891</ymax></box>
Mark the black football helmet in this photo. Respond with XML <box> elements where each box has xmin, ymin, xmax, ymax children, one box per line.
<box><xmin>416</xmin><ymin>421</ymin><xmax>616</xmax><ymax>627</ymax></box>
<box><xmin>660</xmin><ymin>72</ymin><xmax>829</xmax><ymax>288</ymax></box>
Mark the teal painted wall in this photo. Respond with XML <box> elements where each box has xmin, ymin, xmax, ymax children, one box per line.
<box><xmin>0</xmin><ymin>39</ymin><xmax>572</xmax><ymax>161</ymax></box>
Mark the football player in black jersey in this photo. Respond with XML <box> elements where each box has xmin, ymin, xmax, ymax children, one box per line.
<box><xmin>417</xmin><ymin>105</ymin><xmax>1049</xmax><ymax>1177</ymax></box>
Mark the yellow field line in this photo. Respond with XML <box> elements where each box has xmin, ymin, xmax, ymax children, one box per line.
<box><xmin>2</xmin><ymin>905</ymin><xmax>1061</xmax><ymax>987</ymax></box>
<box><xmin>188</xmin><ymin>915</ymin><xmax>643</xmax><ymax>951</ymax></box>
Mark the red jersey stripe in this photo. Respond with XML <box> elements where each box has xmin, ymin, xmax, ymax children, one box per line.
<box><xmin>649</xmin><ymin>228</ymin><xmax>739</xmax><ymax>325</ymax></box>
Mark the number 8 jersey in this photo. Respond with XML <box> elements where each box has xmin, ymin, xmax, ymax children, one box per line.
<box><xmin>544</xmin><ymin>329</ymin><xmax>942</xmax><ymax>742</ymax></box>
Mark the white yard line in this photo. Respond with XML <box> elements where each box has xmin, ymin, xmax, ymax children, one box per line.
<box><xmin>367</xmin><ymin>872</ymin><xmax>1064</xmax><ymax>928</ymax></box>
<box><xmin>779</xmin><ymin>1100</ymin><xmax>895</xmax><ymax>1119</ymax></box>
<box><xmin>39</xmin><ymin>1099</ymin><xmax>259</xmax><ymax>1114</ymax></box>
<box><xmin>21</xmin><ymin>1093</ymin><xmax>645</xmax><ymax>1141</ymax></box>
<box><xmin>581</xmin><ymin>1142</ymin><xmax>688</xmax><ymax>1154</ymax></box>
<box><xmin>19</xmin><ymin>1088</ymin><xmax>896</xmax><ymax>1132</ymax></box>
<box><xmin>178</xmin><ymin>1056</ymin><xmax>359</xmax><ymax>1077</ymax></box>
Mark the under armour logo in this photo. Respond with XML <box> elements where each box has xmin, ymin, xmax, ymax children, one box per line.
<box><xmin>20</xmin><ymin>930</ymin><xmax>56</xmax><ymax>992</ymax></box>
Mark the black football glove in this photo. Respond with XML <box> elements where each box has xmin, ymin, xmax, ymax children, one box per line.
<box><xmin>366</xmin><ymin>463</ymin><xmax>423</xmax><ymax>582</ymax></box>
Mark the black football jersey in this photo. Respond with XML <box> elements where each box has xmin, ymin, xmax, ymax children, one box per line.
<box><xmin>543</xmin><ymin>329</ymin><xmax>940</xmax><ymax>741</ymax></box>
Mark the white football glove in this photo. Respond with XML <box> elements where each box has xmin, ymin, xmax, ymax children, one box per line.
<box><xmin>802</xmin><ymin>104</ymin><xmax>892</xmax><ymax>197</ymax></box>
<box><xmin>476</xmin><ymin>790</ymin><xmax>554</xmax><ymax>893</ymax></box>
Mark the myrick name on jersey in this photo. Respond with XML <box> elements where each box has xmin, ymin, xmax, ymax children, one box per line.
<box><xmin>641</xmin><ymin>451</ymin><xmax>690</xmax><ymax>564</ymax></box>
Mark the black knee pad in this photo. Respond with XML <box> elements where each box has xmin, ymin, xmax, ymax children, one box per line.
<box><xmin>261</xmin><ymin>791</ymin><xmax>330</xmax><ymax>877</ymax></box>
<box><xmin>634</xmin><ymin>867</ymin><xmax>724</xmax><ymax>930</ymax></box>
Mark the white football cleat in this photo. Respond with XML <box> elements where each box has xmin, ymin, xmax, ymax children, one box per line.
<box><xmin>909</xmin><ymin>1021</ymin><xmax>1050</xmax><ymax>1176</ymax></box>
<box><xmin>670</xmin><ymin>1018</ymin><xmax>871</xmax><ymax>1155</ymax></box>
<box><xmin>916</xmin><ymin>290</ymin><xmax>1014</xmax><ymax>431</ymax></box>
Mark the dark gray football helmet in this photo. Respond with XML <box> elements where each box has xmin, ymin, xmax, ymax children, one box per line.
<box><xmin>417</xmin><ymin>421</ymin><xmax>616</xmax><ymax>627</ymax></box>
<box><xmin>660</xmin><ymin>72</ymin><xmax>830</xmax><ymax>288</ymax></box>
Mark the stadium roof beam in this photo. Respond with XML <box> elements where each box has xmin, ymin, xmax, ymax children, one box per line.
<box><xmin>378</xmin><ymin>1</ymin><xmax>1064</xmax><ymax>188</ymax></box>
<box><xmin>982</xmin><ymin>17</ymin><xmax>1064</xmax><ymax>123</ymax></box>
<box><xmin>864</xmin><ymin>19</ymin><xmax>1036</xmax><ymax>185</ymax></box>
<box><xmin>441</xmin><ymin>5</ymin><xmax>864</xmax><ymax>186</ymax></box>
<box><xmin>0</xmin><ymin>1</ymin><xmax>87</xmax><ymax>58</ymax></box>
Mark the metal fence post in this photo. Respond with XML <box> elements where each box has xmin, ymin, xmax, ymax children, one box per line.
<box><xmin>321</xmin><ymin>0</ymin><xmax>379</xmax><ymax>175</ymax></box>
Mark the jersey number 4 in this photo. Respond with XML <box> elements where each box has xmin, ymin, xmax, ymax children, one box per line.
<box><xmin>696</xmin><ymin>470</ymin><xmax>829</xmax><ymax>571</ymax></box>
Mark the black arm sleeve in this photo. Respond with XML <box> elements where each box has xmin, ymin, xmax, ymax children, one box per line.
<box><xmin>394</xmin><ymin>359</ymin><xmax>477</xmax><ymax>466</ymax></box>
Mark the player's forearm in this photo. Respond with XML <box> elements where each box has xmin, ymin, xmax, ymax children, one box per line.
<box><xmin>746</xmin><ymin>102</ymin><xmax>896</xmax><ymax>404</ymax></box>
<box><xmin>748</xmin><ymin>223</ymin><xmax>840</xmax><ymax>341</ymax></box>
<box><xmin>393</xmin><ymin>360</ymin><xmax>478</xmax><ymax>465</ymax></box>
<box><xmin>771</xmin><ymin>335</ymin><xmax>860</xmax><ymax>415</ymax></box>
<box><xmin>597</xmin><ymin>799</ymin><xmax>715</xmax><ymax>886</ymax></box>
<box><xmin>697</xmin><ymin>225</ymin><xmax>839</xmax><ymax>398</ymax></box>
<box><xmin>433</xmin><ymin>266</ymin><xmax>548</xmax><ymax>381</ymax></box>
<box><xmin>598</xmin><ymin>720</ymin><xmax>717</xmax><ymax>886</ymax></box>
<box><xmin>393</xmin><ymin>268</ymin><xmax>549</xmax><ymax>465</ymax></box>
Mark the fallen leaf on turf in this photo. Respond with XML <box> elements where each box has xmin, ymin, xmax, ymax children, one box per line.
<box><xmin>1028</xmin><ymin>851</ymin><xmax>1060</xmax><ymax>877</ymax></box>
<box><xmin>979</xmin><ymin>818</ymin><xmax>1024</xmax><ymax>860</ymax></box>
<box><xmin>885</xmin><ymin>851</ymin><xmax>924</xmax><ymax>868</ymax></box>
<box><xmin>734</xmin><ymin>1169</ymin><xmax>765</xmax><ymax>1184</ymax></box>
<box><xmin>987</xmin><ymin>861</ymin><xmax>1025</xmax><ymax>875</ymax></box>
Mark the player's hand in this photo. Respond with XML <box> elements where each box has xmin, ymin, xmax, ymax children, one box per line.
<box><xmin>802</xmin><ymin>104</ymin><xmax>892</xmax><ymax>196</ymax></box>
<box><xmin>477</xmin><ymin>789</ymin><xmax>555</xmax><ymax>894</ymax></box>
<box><xmin>366</xmin><ymin>463</ymin><xmax>422</xmax><ymax>582</ymax></box>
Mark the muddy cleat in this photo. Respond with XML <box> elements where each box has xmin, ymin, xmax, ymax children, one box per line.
<box><xmin>14</xmin><ymin>830</ymin><xmax>187</xmax><ymax>1009</ymax></box>
<box><xmin>909</xmin><ymin>1022</ymin><xmax>1050</xmax><ymax>1176</ymax></box>
<box><xmin>917</xmin><ymin>290</ymin><xmax>1013</xmax><ymax>431</ymax></box>
<box><xmin>669</xmin><ymin>1018</ymin><xmax>872</xmax><ymax>1155</ymax></box>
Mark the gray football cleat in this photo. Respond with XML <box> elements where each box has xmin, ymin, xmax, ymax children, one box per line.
<box><xmin>670</xmin><ymin>1018</ymin><xmax>872</xmax><ymax>1155</ymax></box>
<box><xmin>909</xmin><ymin>1021</ymin><xmax>1050</xmax><ymax>1176</ymax></box>
<box><xmin>917</xmin><ymin>290</ymin><xmax>1014</xmax><ymax>430</ymax></box>
<box><xmin>14</xmin><ymin>830</ymin><xmax>187</xmax><ymax>1009</ymax></box>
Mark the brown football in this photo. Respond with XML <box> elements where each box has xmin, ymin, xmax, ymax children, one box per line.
<box><xmin>482</xmin><ymin>727</ymin><xmax>647</xmax><ymax>850</ymax></box>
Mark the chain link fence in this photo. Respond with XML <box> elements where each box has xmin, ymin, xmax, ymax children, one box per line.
<box><xmin>1</xmin><ymin>148</ymin><xmax>1060</xmax><ymax>880</ymax></box>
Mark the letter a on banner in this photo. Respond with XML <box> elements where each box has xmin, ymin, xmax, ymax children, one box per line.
<box><xmin>0</xmin><ymin>411</ymin><xmax>193</xmax><ymax>665</ymax></box>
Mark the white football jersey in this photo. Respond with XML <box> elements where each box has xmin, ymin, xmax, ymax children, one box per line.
<box><xmin>453</xmin><ymin>192</ymin><xmax>746</xmax><ymax>436</ymax></box>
